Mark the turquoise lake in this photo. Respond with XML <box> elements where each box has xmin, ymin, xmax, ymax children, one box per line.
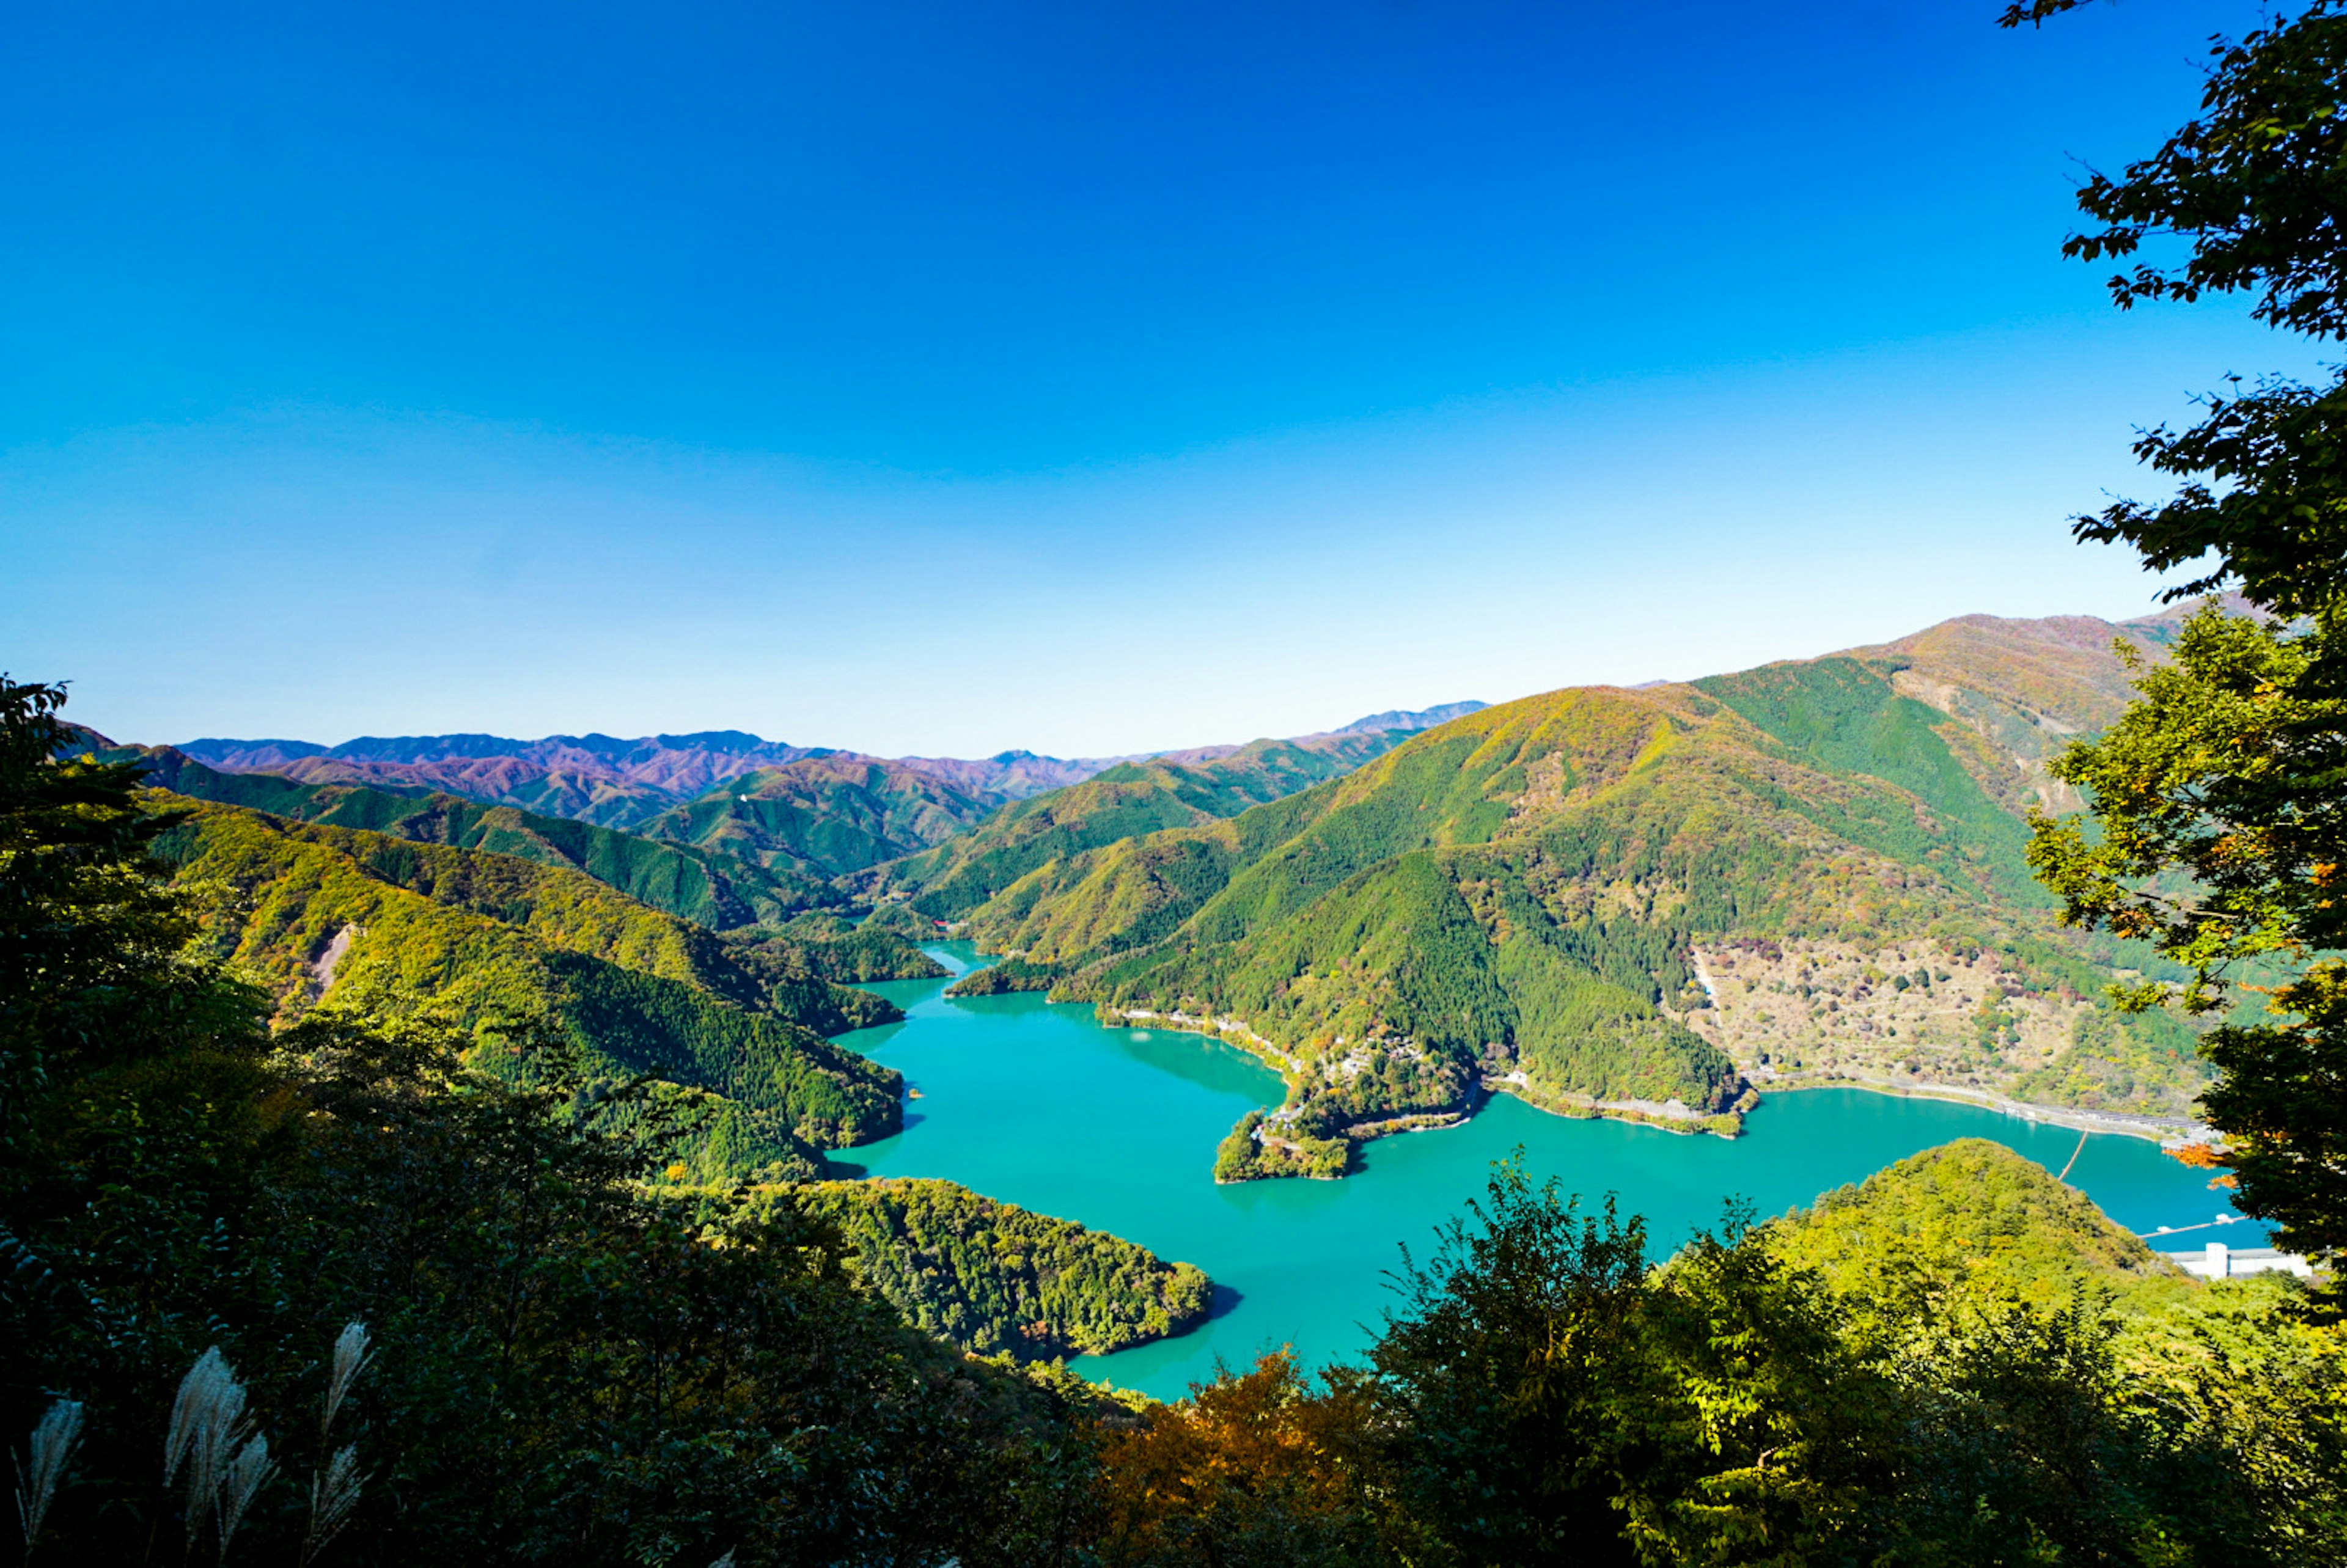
<box><xmin>834</xmin><ymin>944</ymin><xmax>2258</xmax><ymax>1402</ymax></box>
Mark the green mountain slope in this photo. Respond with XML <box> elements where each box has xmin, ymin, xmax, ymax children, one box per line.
<box><xmin>111</xmin><ymin>744</ymin><xmax>850</xmax><ymax>925</ymax></box>
<box><xmin>955</xmin><ymin>614</ymin><xmax>2217</xmax><ymax>1179</ymax></box>
<box><xmin>873</xmin><ymin>733</ymin><xmax>1409</xmax><ymax>918</ymax></box>
<box><xmin>639</xmin><ymin>754</ymin><xmax>1005</xmax><ymax>881</ymax></box>
<box><xmin>792</xmin><ymin>1178</ymin><xmax>1212</xmax><ymax>1360</ymax></box>
<box><xmin>152</xmin><ymin>796</ymin><xmax>914</xmax><ymax>1178</ymax></box>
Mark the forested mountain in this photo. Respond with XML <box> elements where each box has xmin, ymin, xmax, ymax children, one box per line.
<box><xmin>872</xmin><ymin>733</ymin><xmax>1423</xmax><ymax>919</ymax></box>
<box><xmin>637</xmin><ymin>753</ymin><xmax>1005</xmax><ymax>881</ymax></box>
<box><xmin>108</xmin><ymin>742</ymin><xmax>850</xmax><ymax>923</ymax></box>
<box><xmin>952</xmin><ymin>606</ymin><xmax>2217</xmax><ymax>1180</ymax></box>
<box><xmin>169</xmin><ymin>700</ymin><xmax>1486</xmax><ymax>841</ymax></box>
<box><xmin>148</xmin><ymin>794</ymin><xmax>929</xmax><ymax>1180</ymax></box>
<box><xmin>11</xmin><ymin>676</ymin><xmax>2340</xmax><ymax>1564</ymax></box>
<box><xmin>175</xmin><ymin>730</ymin><xmax>838</xmax><ymax>829</ymax></box>
<box><xmin>795</xmin><ymin>1179</ymin><xmax>1213</xmax><ymax>1360</ymax></box>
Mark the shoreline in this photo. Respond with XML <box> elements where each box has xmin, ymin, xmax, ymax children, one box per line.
<box><xmin>1752</xmin><ymin>1072</ymin><xmax>2205</xmax><ymax>1145</ymax></box>
<box><xmin>1078</xmin><ymin>984</ymin><xmax>2204</xmax><ymax>1161</ymax></box>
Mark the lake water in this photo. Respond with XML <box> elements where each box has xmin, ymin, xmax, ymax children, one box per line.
<box><xmin>834</xmin><ymin>944</ymin><xmax>2257</xmax><ymax>1402</ymax></box>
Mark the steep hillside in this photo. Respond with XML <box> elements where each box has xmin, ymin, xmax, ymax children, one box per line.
<box><xmin>793</xmin><ymin>1178</ymin><xmax>1212</xmax><ymax>1360</ymax></box>
<box><xmin>111</xmin><ymin>744</ymin><xmax>850</xmax><ymax>924</ymax></box>
<box><xmin>152</xmin><ymin>796</ymin><xmax>914</xmax><ymax>1178</ymax></box>
<box><xmin>639</xmin><ymin>755</ymin><xmax>1005</xmax><ymax>880</ymax></box>
<box><xmin>955</xmin><ymin>610</ymin><xmax>2217</xmax><ymax>1181</ymax></box>
<box><xmin>873</xmin><ymin>733</ymin><xmax>1416</xmax><ymax>918</ymax></box>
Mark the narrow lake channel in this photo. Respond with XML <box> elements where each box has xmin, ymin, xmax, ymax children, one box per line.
<box><xmin>834</xmin><ymin>943</ymin><xmax>2260</xmax><ymax>1402</ymax></box>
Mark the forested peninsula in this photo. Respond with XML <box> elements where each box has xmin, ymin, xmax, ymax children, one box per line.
<box><xmin>795</xmin><ymin>1179</ymin><xmax>1213</xmax><ymax>1359</ymax></box>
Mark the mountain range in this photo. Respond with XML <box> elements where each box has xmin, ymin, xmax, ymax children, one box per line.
<box><xmin>172</xmin><ymin>702</ymin><xmax>1490</xmax><ymax>828</ymax></box>
<box><xmin>95</xmin><ymin>605</ymin><xmax>2238</xmax><ymax>1185</ymax></box>
<box><xmin>938</xmin><ymin>604</ymin><xmax>2224</xmax><ymax>1179</ymax></box>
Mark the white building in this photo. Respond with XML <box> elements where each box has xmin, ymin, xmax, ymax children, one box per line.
<box><xmin>2159</xmin><ymin>1241</ymin><xmax>2315</xmax><ymax>1280</ymax></box>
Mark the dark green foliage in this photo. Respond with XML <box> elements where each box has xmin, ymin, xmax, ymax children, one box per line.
<box><xmin>1371</xmin><ymin>1168</ymin><xmax>1863</xmax><ymax>1567</ymax></box>
<box><xmin>748</xmin><ymin>910</ymin><xmax>950</xmax><ymax>983</ymax></box>
<box><xmin>2031</xmin><ymin>610</ymin><xmax>2347</xmax><ymax>1279</ymax></box>
<box><xmin>641</xmin><ymin>755</ymin><xmax>1002</xmax><ymax>881</ymax></box>
<box><xmin>795</xmin><ymin>1178</ymin><xmax>1212</xmax><ymax>1359</ymax></box>
<box><xmin>1</xmin><ymin>679</ymin><xmax>266</xmax><ymax>1142</ymax></box>
<box><xmin>1496</xmin><ymin>932</ymin><xmax>1738</xmax><ymax>1108</ymax></box>
<box><xmin>1693</xmin><ymin>657</ymin><xmax>2041</xmax><ymax>906</ymax></box>
<box><xmin>5</xmin><ymin>1006</ymin><xmax>1104</xmax><ymax>1566</ymax></box>
<box><xmin>1351</xmin><ymin>1150</ymin><xmax>2346</xmax><ymax>1567</ymax></box>
<box><xmin>540</xmin><ymin>951</ymin><xmax>900</xmax><ymax>1145</ymax></box>
<box><xmin>948</xmin><ymin>958</ymin><xmax>1059</xmax><ymax>997</ymax></box>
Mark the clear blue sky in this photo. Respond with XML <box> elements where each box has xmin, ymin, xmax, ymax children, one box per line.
<box><xmin>0</xmin><ymin>0</ymin><xmax>2304</xmax><ymax>757</ymax></box>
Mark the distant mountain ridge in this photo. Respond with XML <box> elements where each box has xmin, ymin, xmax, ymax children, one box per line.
<box><xmin>1317</xmin><ymin>700</ymin><xmax>1488</xmax><ymax>737</ymax></box>
<box><xmin>172</xmin><ymin>700</ymin><xmax>1489</xmax><ymax>829</ymax></box>
<box><xmin>103</xmin><ymin>742</ymin><xmax>851</xmax><ymax>924</ymax></box>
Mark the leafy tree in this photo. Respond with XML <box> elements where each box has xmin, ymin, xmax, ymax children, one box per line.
<box><xmin>2008</xmin><ymin>0</ymin><xmax>2347</xmax><ymax>1281</ymax></box>
<box><xmin>1368</xmin><ymin>1162</ymin><xmax>1653</xmax><ymax>1565</ymax></box>
<box><xmin>0</xmin><ymin>676</ymin><xmax>259</xmax><ymax>1132</ymax></box>
<box><xmin>1093</xmin><ymin>1351</ymin><xmax>1412</xmax><ymax>1568</ymax></box>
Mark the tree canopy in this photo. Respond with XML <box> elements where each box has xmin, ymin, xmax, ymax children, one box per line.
<box><xmin>2013</xmin><ymin>0</ymin><xmax>2347</xmax><ymax>1284</ymax></box>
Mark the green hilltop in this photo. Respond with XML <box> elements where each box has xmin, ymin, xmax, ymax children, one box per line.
<box><xmin>1767</xmin><ymin>1137</ymin><xmax>2189</xmax><ymax>1312</ymax></box>
<box><xmin>636</xmin><ymin>753</ymin><xmax>1005</xmax><ymax>882</ymax></box>
<box><xmin>872</xmin><ymin>731</ymin><xmax>1409</xmax><ymax>920</ymax></box>
<box><xmin>947</xmin><ymin>611</ymin><xmax>2214</xmax><ymax>1180</ymax></box>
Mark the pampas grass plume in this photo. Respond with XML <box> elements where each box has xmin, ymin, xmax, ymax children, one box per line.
<box><xmin>164</xmin><ymin>1347</ymin><xmax>258</xmax><ymax>1556</ymax></box>
<box><xmin>300</xmin><ymin>1445</ymin><xmax>364</xmax><ymax>1567</ymax></box>
<box><xmin>321</xmin><ymin>1322</ymin><xmax>370</xmax><ymax>1441</ymax></box>
<box><xmin>213</xmin><ymin>1434</ymin><xmax>274</xmax><ymax>1564</ymax></box>
<box><xmin>13</xmin><ymin>1398</ymin><xmax>82</xmax><ymax>1555</ymax></box>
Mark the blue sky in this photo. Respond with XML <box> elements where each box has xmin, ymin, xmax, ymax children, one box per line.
<box><xmin>1</xmin><ymin>0</ymin><xmax>2307</xmax><ymax>756</ymax></box>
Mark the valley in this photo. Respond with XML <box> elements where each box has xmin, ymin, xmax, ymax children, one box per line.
<box><xmin>836</xmin><ymin>945</ymin><xmax>2252</xmax><ymax>1401</ymax></box>
<box><xmin>72</xmin><ymin>603</ymin><xmax>2244</xmax><ymax>1370</ymax></box>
